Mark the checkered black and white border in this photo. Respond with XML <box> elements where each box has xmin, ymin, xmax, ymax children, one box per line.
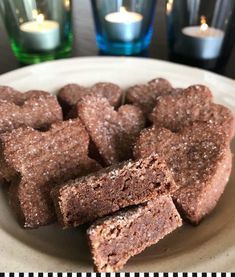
<box><xmin>0</xmin><ymin>273</ymin><xmax>234</xmax><ymax>277</ymax></box>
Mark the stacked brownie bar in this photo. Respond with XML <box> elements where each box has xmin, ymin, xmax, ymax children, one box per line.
<box><xmin>88</xmin><ymin>196</ymin><xmax>182</xmax><ymax>272</ymax></box>
<box><xmin>51</xmin><ymin>153</ymin><xmax>178</xmax><ymax>227</ymax></box>
<box><xmin>50</xmin><ymin>153</ymin><xmax>181</xmax><ymax>271</ymax></box>
<box><xmin>0</xmin><ymin>79</ymin><xmax>233</xmax><ymax>272</ymax></box>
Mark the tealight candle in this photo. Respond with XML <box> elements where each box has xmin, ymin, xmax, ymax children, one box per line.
<box><xmin>180</xmin><ymin>16</ymin><xmax>224</xmax><ymax>59</ymax></box>
<box><xmin>104</xmin><ymin>7</ymin><xmax>143</xmax><ymax>42</ymax></box>
<box><xmin>20</xmin><ymin>12</ymin><xmax>60</xmax><ymax>52</ymax></box>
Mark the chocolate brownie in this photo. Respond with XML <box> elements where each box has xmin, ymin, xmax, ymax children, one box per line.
<box><xmin>0</xmin><ymin>89</ymin><xmax>62</xmax><ymax>186</ymax></box>
<box><xmin>1</xmin><ymin>119</ymin><xmax>101</xmax><ymax>228</ymax></box>
<box><xmin>0</xmin><ymin>93</ymin><xmax>62</xmax><ymax>133</ymax></box>
<box><xmin>134</xmin><ymin>123</ymin><xmax>232</xmax><ymax>224</ymax></box>
<box><xmin>150</xmin><ymin>85</ymin><xmax>235</xmax><ymax>139</ymax></box>
<box><xmin>58</xmin><ymin>82</ymin><xmax>122</xmax><ymax>115</ymax></box>
<box><xmin>51</xmin><ymin>153</ymin><xmax>178</xmax><ymax>228</ymax></box>
<box><xmin>0</xmin><ymin>85</ymin><xmax>51</xmax><ymax>105</ymax></box>
<box><xmin>76</xmin><ymin>95</ymin><xmax>145</xmax><ymax>165</ymax></box>
<box><xmin>23</xmin><ymin>90</ymin><xmax>50</xmax><ymax>100</ymax></box>
<box><xmin>87</xmin><ymin>195</ymin><xmax>182</xmax><ymax>272</ymax></box>
<box><xmin>126</xmin><ymin>78</ymin><xmax>174</xmax><ymax>114</ymax></box>
<box><xmin>0</xmin><ymin>86</ymin><xmax>22</xmax><ymax>104</ymax></box>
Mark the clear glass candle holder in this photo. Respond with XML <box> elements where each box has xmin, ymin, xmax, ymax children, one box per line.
<box><xmin>91</xmin><ymin>0</ymin><xmax>157</xmax><ymax>55</ymax></box>
<box><xmin>0</xmin><ymin>0</ymin><xmax>73</xmax><ymax>64</ymax></box>
<box><xmin>166</xmin><ymin>0</ymin><xmax>235</xmax><ymax>70</ymax></box>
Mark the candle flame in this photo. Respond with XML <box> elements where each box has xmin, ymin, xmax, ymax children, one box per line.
<box><xmin>119</xmin><ymin>6</ymin><xmax>128</xmax><ymax>13</ymax></box>
<box><xmin>166</xmin><ymin>0</ymin><xmax>174</xmax><ymax>15</ymax></box>
<box><xmin>64</xmin><ymin>0</ymin><xmax>70</xmax><ymax>10</ymax></box>
<box><xmin>37</xmin><ymin>14</ymin><xmax>44</xmax><ymax>24</ymax></box>
<box><xmin>200</xmin><ymin>16</ymin><xmax>208</xmax><ymax>32</ymax></box>
<box><xmin>32</xmin><ymin>9</ymin><xmax>45</xmax><ymax>24</ymax></box>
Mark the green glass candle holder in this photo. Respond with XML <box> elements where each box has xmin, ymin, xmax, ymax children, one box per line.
<box><xmin>0</xmin><ymin>0</ymin><xmax>73</xmax><ymax>64</ymax></box>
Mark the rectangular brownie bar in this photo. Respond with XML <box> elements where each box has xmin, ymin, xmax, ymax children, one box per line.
<box><xmin>87</xmin><ymin>195</ymin><xmax>182</xmax><ymax>272</ymax></box>
<box><xmin>51</xmin><ymin>153</ymin><xmax>178</xmax><ymax>228</ymax></box>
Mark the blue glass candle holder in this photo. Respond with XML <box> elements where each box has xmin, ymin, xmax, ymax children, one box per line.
<box><xmin>91</xmin><ymin>0</ymin><xmax>157</xmax><ymax>55</ymax></box>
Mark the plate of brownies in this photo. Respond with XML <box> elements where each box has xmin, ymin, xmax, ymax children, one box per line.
<box><xmin>0</xmin><ymin>57</ymin><xmax>234</xmax><ymax>272</ymax></box>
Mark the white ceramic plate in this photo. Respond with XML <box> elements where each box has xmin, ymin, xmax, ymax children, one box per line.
<box><xmin>0</xmin><ymin>57</ymin><xmax>235</xmax><ymax>272</ymax></box>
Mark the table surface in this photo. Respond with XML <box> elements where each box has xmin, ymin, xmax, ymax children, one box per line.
<box><xmin>0</xmin><ymin>0</ymin><xmax>235</xmax><ymax>79</ymax></box>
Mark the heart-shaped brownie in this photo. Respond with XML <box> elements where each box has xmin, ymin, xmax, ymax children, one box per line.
<box><xmin>58</xmin><ymin>82</ymin><xmax>122</xmax><ymax>116</ymax></box>
<box><xmin>0</xmin><ymin>85</ymin><xmax>50</xmax><ymax>105</ymax></box>
<box><xmin>0</xmin><ymin>93</ymin><xmax>62</xmax><ymax>133</ymax></box>
<box><xmin>76</xmin><ymin>95</ymin><xmax>145</xmax><ymax>166</ymax></box>
<box><xmin>126</xmin><ymin>78</ymin><xmax>175</xmax><ymax>115</ymax></box>
<box><xmin>0</xmin><ymin>86</ymin><xmax>22</xmax><ymax>104</ymax></box>
<box><xmin>1</xmin><ymin>119</ymin><xmax>101</xmax><ymax>228</ymax></box>
<box><xmin>134</xmin><ymin>122</ymin><xmax>232</xmax><ymax>224</ymax></box>
<box><xmin>150</xmin><ymin>84</ymin><xmax>235</xmax><ymax>139</ymax></box>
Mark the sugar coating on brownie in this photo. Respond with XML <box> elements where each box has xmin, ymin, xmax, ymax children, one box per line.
<box><xmin>150</xmin><ymin>84</ymin><xmax>235</xmax><ymax>139</ymax></box>
<box><xmin>76</xmin><ymin>95</ymin><xmax>145</xmax><ymax>165</ymax></box>
<box><xmin>23</xmin><ymin>90</ymin><xmax>51</xmax><ymax>100</ymax></box>
<box><xmin>0</xmin><ymin>93</ymin><xmax>63</xmax><ymax>133</ymax></box>
<box><xmin>0</xmin><ymin>86</ymin><xmax>22</xmax><ymax>104</ymax></box>
<box><xmin>51</xmin><ymin>153</ymin><xmax>178</xmax><ymax>228</ymax></box>
<box><xmin>1</xmin><ymin>119</ymin><xmax>101</xmax><ymax>228</ymax></box>
<box><xmin>87</xmin><ymin>195</ymin><xmax>182</xmax><ymax>272</ymax></box>
<box><xmin>58</xmin><ymin>82</ymin><xmax>122</xmax><ymax>115</ymax></box>
<box><xmin>134</xmin><ymin>122</ymin><xmax>232</xmax><ymax>224</ymax></box>
<box><xmin>0</xmin><ymin>85</ymin><xmax>52</xmax><ymax>105</ymax></box>
<box><xmin>125</xmin><ymin>78</ymin><xmax>174</xmax><ymax>114</ymax></box>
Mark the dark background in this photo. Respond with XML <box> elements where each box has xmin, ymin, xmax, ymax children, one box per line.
<box><xmin>0</xmin><ymin>0</ymin><xmax>234</xmax><ymax>78</ymax></box>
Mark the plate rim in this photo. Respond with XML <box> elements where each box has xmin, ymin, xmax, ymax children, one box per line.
<box><xmin>0</xmin><ymin>56</ymin><xmax>234</xmax><ymax>85</ymax></box>
<box><xmin>0</xmin><ymin>56</ymin><xmax>235</xmax><ymax>272</ymax></box>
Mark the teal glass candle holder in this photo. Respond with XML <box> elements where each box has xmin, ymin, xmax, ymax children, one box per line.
<box><xmin>0</xmin><ymin>0</ymin><xmax>73</xmax><ymax>64</ymax></box>
<box><xmin>91</xmin><ymin>0</ymin><xmax>157</xmax><ymax>55</ymax></box>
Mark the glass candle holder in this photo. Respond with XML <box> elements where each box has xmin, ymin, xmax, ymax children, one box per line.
<box><xmin>91</xmin><ymin>0</ymin><xmax>157</xmax><ymax>55</ymax></box>
<box><xmin>166</xmin><ymin>0</ymin><xmax>235</xmax><ymax>70</ymax></box>
<box><xmin>0</xmin><ymin>0</ymin><xmax>73</xmax><ymax>64</ymax></box>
